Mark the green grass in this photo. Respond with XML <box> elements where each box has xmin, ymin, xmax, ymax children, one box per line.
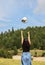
<box><xmin>0</xmin><ymin>58</ymin><xmax>21</xmax><ymax>65</ymax></box>
<box><xmin>32</xmin><ymin>61</ymin><xmax>45</xmax><ymax>65</ymax></box>
<box><xmin>0</xmin><ymin>58</ymin><xmax>45</xmax><ymax>65</ymax></box>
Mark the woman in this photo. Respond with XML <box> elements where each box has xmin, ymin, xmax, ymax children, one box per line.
<box><xmin>21</xmin><ymin>31</ymin><xmax>32</xmax><ymax>65</ymax></box>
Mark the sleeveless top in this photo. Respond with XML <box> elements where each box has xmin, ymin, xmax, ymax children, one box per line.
<box><xmin>22</xmin><ymin>40</ymin><xmax>30</xmax><ymax>52</ymax></box>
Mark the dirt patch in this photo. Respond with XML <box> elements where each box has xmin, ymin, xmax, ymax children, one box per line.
<box><xmin>12</xmin><ymin>55</ymin><xmax>21</xmax><ymax>60</ymax></box>
<box><xmin>33</xmin><ymin>57</ymin><xmax>45</xmax><ymax>61</ymax></box>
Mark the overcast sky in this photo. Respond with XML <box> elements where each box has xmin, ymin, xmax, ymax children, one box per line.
<box><xmin>0</xmin><ymin>0</ymin><xmax>45</xmax><ymax>33</ymax></box>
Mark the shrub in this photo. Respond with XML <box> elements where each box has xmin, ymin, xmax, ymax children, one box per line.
<box><xmin>0</xmin><ymin>49</ymin><xmax>4</xmax><ymax>57</ymax></box>
<box><xmin>0</xmin><ymin>49</ymin><xmax>12</xmax><ymax>58</ymax></box>
<box><xmin>13</xmin><ymin>46</ymin><xmax>18</xmax><ymax>55</ymax></box>
<box><xmin>42</xmin><ymin>52</ymin><xmax>45</xmax><ymax>57</ymax></box>
<box><xmin>34</xmin><ymin>51</ymin><xmax>37</xmax><ymax>57</ymax></box>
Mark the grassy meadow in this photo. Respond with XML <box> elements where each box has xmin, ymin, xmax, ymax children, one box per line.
<box><xmin>0</xmin><ymin>58</ymin><xmax>45</xmax><ymax>65</ymax></box>
<box><xmin>0</xmin><ymin>50</ymin><xmax>45</xmax><ymax>65</ymax></box>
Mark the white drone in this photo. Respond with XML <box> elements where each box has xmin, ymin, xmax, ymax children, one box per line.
<box><xmin>21</xmin><ymin>17</ymin><xmax>27</xmax><ymax>23</ymax></box>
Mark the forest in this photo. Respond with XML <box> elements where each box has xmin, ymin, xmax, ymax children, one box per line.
<box><xmin>0</xmin><ymin>26</ymin><xmax>45</xmax><ymax>50</ymax></box>
<box><xmin>0</xmin><ymin>26</ymin><xmax>45</xmax><ymax>58</ymax></box>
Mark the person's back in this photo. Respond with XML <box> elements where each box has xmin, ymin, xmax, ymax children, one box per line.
<box><xmin>22</xmin><ymin>38</ymin><xmax>30</xmax><ymax>52</ymax></box>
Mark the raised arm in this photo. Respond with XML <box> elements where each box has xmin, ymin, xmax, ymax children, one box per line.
<box><xmin>28</xmin><ymin>31</ymin><xmax>31</xmax><ymax>45</ymax></box>
<box><xmin>21</xmin><ymin>30</ymin><xmax>24</xmax><ymax>44</ymax></box>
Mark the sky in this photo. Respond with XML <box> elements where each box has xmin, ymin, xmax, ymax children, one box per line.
<box><xmin>0</xmin><ymin>0</ymin><xmax>45</xmax><ymax>33</ymax></box>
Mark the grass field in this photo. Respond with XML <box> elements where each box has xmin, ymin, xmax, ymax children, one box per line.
<box><xmin>0</xmin><ymin>58</ymin><xmax>45</xmax><ymax>65</ymax></box>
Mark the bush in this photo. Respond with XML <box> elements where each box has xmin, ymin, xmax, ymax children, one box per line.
<box><xmin>7</xmin><ymin>52</ymin><xmax>12</xmax><ymax>58</ymax></box>
<box><xmin>0</xmin><ymin>49</ymin><xmax>12</xmax><ymax>58</ymax></box>
<box><xmin>13</xmin><ymin>46</ymin><xmax>18</xmax><ymax>55</ymax></box>
<box><xmin>0</xmin><ymin>48</ymin><xmax>18</xmax><ymax>58</ymax></box>
<box><xmin>34</xmin><ymin>51</ymin><xmax>37</xmax><ymax>57</ymax></box>
<box><xmin>0</xmin><ymin>49</ymin><xmax>4</xmax><ymax>57</ymax></box>
<box><xmin>42</xmin><ymin>52</ymin><xmax>45</xmax><ymax>57</ymax></box>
